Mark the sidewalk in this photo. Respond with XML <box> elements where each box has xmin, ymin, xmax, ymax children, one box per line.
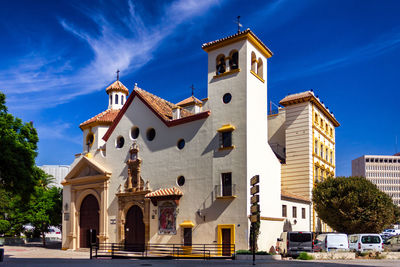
<box><xmin>3</xmin><ymin>244</ymin><xmax>89</xmax><ymax>259</ymax></box>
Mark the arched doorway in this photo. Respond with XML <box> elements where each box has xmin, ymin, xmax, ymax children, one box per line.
<box><xmin>79</xmin><ymin>194</ymin><xmax>99</xmax><ymax>248</ymax></box>
<box><xmin>125</xmin><ymin>205</ymin><xmax>145</xmax><ymax>251</ymax></box>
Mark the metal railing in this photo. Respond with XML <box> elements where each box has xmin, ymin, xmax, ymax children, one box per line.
<box><xmin>214</xmin><ymin>184</ymin><xmax>236</xmax><ymax>198</ymax></box>
<box><xmin>90</xmin><ymin>243</ymin><xmax>235</xmax><ymax>260</ymax></box>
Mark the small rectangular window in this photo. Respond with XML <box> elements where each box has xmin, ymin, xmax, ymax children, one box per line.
<box><xmin>320</xmin><ymin>144</ymin><xmax>323</xmax><ymax>158</ymax></box>
<box><xmin>221</xmin><ymin>131</ymin><xmax>232</xmax><ymax>148</ymax></box>
<box><xmin>292</xmin><ymin>206</ymin><xmax>297</xmax><ymax>218</ymax></box>
<box><xmin>282</xmin><ymin>205</ymin><xmax>287</xmax><ymax>217</ymax></box>
<box><xmin>302</xmin><ymin>208</ymin><xmax>306</xmax><ymax>219</ymax></box>
<box><xmin>183</xmin><ymin>228</ymin><xmax>192</xmax><ymax>246</ymax></box>
<box><xmin>221</xmin><ymin>173</ymin><xmax>232</xmax><ymax>196</ymax></box>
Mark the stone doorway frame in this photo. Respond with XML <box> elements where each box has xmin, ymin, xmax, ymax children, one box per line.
<box><xmin>117</xmin><ymin>191</ymin><xmax>150</xmax><ymax>245</ymax></box>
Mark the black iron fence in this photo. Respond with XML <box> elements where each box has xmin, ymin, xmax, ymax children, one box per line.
<box><xmin>90</xmin><ymin>243</ymin><xmax>235</xmax><ymax>260</ymax></box>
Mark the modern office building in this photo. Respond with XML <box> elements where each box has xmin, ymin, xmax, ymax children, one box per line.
<box><xmin>39</xmin><ymin>165</ymin><xmax>70</xmax><ymax>187</ymax></box>
<box><xmin>352</xmin><ymin>154</ymin><xmax>400</xmax><ymax>206</ymax></box>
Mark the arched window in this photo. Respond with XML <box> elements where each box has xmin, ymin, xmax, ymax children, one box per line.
<box><xmin>251</xmin><ymin>52</ymin><xmax>256</xmax><ymax>72</ymax></box>
<box><xmin>257</xmin><ymin>58</ymin><xmax>263</xmax><ymax>78</ymax></box>
<box><xmin>216</xmin><ymin>54</ymin><xmax>226</xmax><ymax>75</ymax></box>
<box><xmin>121</xmin><ymin>95</ymin><xmax>124</xmax><ymax>105</ymax></box>
<box><xmin>115</xmin><ymin>94</ymin><xmax>118</xmax><ymax>104</ymax></box>
<box><xmin>229</xmin><ymin>50</ymin><xmax>239</xmax><ymax>70</ymax></box>
<box><xmin>109</xmin><ymin>95</ymin><xmax>112</xmax><ymax>105</ymax></box>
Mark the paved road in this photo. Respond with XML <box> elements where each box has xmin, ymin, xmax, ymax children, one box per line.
<box><xmin>1</xmin><ymin>246</ymin><xmax>400</xmax><ymax>266</ymax></box>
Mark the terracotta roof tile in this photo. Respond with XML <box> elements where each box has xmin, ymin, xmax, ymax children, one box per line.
<box><xmin>279</xmin><ymin>90</ymin><xmax>340</xmax><ymax>127</ymax></box>
<box><xmin>176</xmin><ymin>96</ymin><xmax>203</xmax><ymax>107</ymax></box>
<box><xmin>135</xmin><ymin>88</ymin><xmax>193</xmax><ymax>120</ymax></box>
<box><xmin>202</xmin><ymin>28</ymin><xmax>273</xmax><ymax>58</ymax></box>
<box><xmin>80</xmin><ymin>109</ymin><xmax>120</xmax><ymax>129</ymax></box>
<box><xmin>106</xmin><ymin>80</ymin><xmax>129</xmax><ymax>94</ymax></box>
<box><xmin>281</xmin><ymin>190</ymin><xmax>311</xmax><ymax>203</ymax></box>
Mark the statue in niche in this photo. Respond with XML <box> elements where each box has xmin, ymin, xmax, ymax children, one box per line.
<box><xmin>125</xmin><ymin>141</ymin><xmax>145</xmax><ymax>192</ymax></box>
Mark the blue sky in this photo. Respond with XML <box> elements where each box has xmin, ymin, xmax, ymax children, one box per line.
<box><xmin>1</xmin><ymin>0</ymin><xmax>399</xmax><ymax>176</ymax></box>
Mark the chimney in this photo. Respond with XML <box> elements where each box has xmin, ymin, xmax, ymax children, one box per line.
<box><xmin>172</xmin><ymin>107</ymin><xmax>181</xmax><ymax>120</ymax></box>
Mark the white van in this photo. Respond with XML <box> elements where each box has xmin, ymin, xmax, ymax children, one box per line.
<box><xmin>314</xmin><ymin>233</ymin><xmax>349</xmax><ymax>252</ymax></box>
<box><xmin>348</xmin><ymin>234</ymin><xmax>383</xmax><ymax>252</ymax></box>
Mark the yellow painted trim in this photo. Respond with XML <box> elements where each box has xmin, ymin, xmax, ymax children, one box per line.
<box><xmin>313</xmin><ymin>153</ymin><xmax>336</xmax><ymax>168</ymax></box>
<box><xmin>85</xmin><ymin>152</ymin><xmax>93</xmax><ymax>158</ymax></box>
<box><xmin>216</xmin><ymin>195</ymin><xmax>237</xmax><ymax>199</ymax></box>
<box><xmin>180</xmin><ymin>221</ymin><xmax>195</xmax><ymax>228</ymax></box>
<box><xmin>313</xmin><ymin>125</ymin><xmax>335</xmax><ymax>144</ymax></box>
<box><xmin>80</xmin><ymin>121</ymin><xmax>113</xmax><ymax>130</ymax></box>
<box><xmin>260</xmin><ymin>216</ymin><xmax>285</xmax><ymax>222</ymax></box>
<box><xmin>218</xmin><ymin>145</ymin><xmax>235</xmax><ymax>151</ymax></box>
<box><xmin>217</xmin><ymin>124</ymin><xmax>236</xmax><ymax>132</ymax></box>
<box><xmin>203</xmin><ymin>32</ymin><xmax>273</xmax><ymax>59</ymax></box>
<box><xmin>213</xmin><ymin>68</ymin><xmax>241</xmax><ymax>79</ymax></box>
<box><xmin>217</xmin><ymin>224</ymin><xmax>235</xmax><ymax>256</ymax></box>
<box><xmin>250</xmin><ymin>70</ymin><xmax>265</xmax><ymax>83</ymax></box>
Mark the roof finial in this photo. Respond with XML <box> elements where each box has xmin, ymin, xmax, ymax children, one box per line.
<box><xmin>190</xmin><ymin>84</ymin><xmax>195</xmax><ymax>96</ymax></box>
<box><xmin>236</xmin><ymin>16</ymin><xmax>242</xmax><ymax>33</ymax></box>
<box><xmin>116</xmin><ymin>69</ymin><xmax>120</xmax><ymax>81</ymax></box>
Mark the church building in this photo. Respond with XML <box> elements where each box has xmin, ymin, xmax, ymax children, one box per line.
<box><xmin>61</xmin><ymin>29</ymin><xmax>336</xmax><ymax>253</ymax></box>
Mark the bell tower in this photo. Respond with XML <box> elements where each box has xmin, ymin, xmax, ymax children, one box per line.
<box><xmin>106</xmin><ymin>71</ymin><xmax>129</xmax><ymax>110</ymax></box>
<box><xmin>202</xmin><ymin>30</ymin><xmax>282</xmax><ymax>240</ymax></box>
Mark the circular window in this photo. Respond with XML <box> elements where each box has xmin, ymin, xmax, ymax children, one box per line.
<box><xmin>177</xmin><ymin>176</ymin><xmax>185</xmax><ymax>186</ymax></box>
<box><xmin>131</xmin><ymin>126</ymin><xmax>139</xmax><ymax>139</ymax></box>
<box><xmin>116</xmin><ymin>136</ymin><xmax>125</xmax><ymax>148</ymax></box>
<box><xmin>223</xmin><ymin>93</ymin><xmax>232</xmax><ymax>104</ymax></box>
<box><xmin>146</xmin><ymin>128</ymin><xmax>156</xmax><ymax>141</ymax></box>
<box><xmin>177</xmin><ymin>139</ymin><xmax>185</xmax><ymax>150</ymax></box>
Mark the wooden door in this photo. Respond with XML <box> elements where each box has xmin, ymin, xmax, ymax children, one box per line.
<box><xmin>79</xmin><ymin>194</ymin><xmax>99</xmax><ymax>248</ymax></box>
<box><xmin>125</xmin><ymin>205</ymin><xmax>145</xmax><ymax>251</ymax></box>
<box><xmin>222</xmin><ymin>228</ymin><xmax>231</xmax><ymax>256</ymax></box>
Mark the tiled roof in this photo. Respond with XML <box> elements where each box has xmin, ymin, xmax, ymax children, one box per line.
<box><xmin>106</xmin><ymin>80</ymin><xmax>129</xmax><ymax>94</ymax></box>
<box><xmin>102</xmin><ymin>87</ymin><xmax>211</xmax><ymax>141</ymax></box>
<box><xmin>279</xmin><ymin>90</ymin><xmax>340</xmax><ymax>127</ymax></box>
<box><xmin>281</xmin><ymin>190</ymin><xmax>311</xmax><ymax>203</ymax></box>
<box><xmin>80</xmin><ymin>109</ymin><xmax>120</xmax><ymax>129</ymax></box>
<box><xmin>279</xmin><ymin>91</ymin><xmax>314</xmax><ymax>104</ymax></box>
<box><xmin>202</xmin><ymin>28</ymin><xmax>273</xmax><ymax>58</ymax></box>
<box><xmin>135</xmin><ymin>88</ymin><xmax>193</xmax><ymax>120</ymax></box>
<box><xmin>176</xmin><ymin>96</ymin><xmax>203</xmax><ymax>107</ymax></box>
<box><xmin>145</xmin><ymin>186</ymin><xmax>183</xmax><ymax>198</ymax></box>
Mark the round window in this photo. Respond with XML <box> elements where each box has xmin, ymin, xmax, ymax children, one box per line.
<box><xmin>177</xmin><ymin>139</ymin><xmax>185</xmax><ymax>150</ymax></box>
<box><xmin>177</xmin><ymin>176</ymin><xmax>185</xmax><ymax>186</ymax></box>
<box><xmin>223</xmin><ymin>93</ymin><xmax>232</xmax><ymax>104</ymax></box>
<box><xmin>131</xmin><ymin>126</ymin><xmax>139</xmax><ymax>139</ymax></box>
<box><xmin>146</xmin><ymin>128</ymin><xmax>156</xmax><ymax>141</ymax></box>
<box><xmin>116</xmin><ymin>136</ymin><xmax>125</xmax><ymax>148</ymax></box>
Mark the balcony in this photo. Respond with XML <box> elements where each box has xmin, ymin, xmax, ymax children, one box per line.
<box><xmin>214</xmin><ymin>184</ymin><xmax>237</xmax><ymax>199</ymax></box>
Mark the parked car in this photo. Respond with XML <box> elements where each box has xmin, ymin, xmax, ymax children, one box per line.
<box><xmin>348</xmin><ymin>234</ymin><xmax>383</xmax><ymax>252</ymax></box>
<box><xmin>381</xmin><ymin>229</ymin><xmax>400</xmax><ymax>238</ymax></box>
<box><xmin>276</xmin><ymin>231</ymin><xmax>313</xmax><ymax>257</ymax></box>
<box><xmin>383</xmin><ymin>234</ymin><xmax>400</xmax><ymax>252</ymax></box>
<box><xmin>45</xmin><ymin>227</ymin><xmax>61</xmax><ymax>241</ymax></box>
<box><xmin>313</xmin><ymin>233</ymin><xmax>349</xmax><ymax>252</ymax></box>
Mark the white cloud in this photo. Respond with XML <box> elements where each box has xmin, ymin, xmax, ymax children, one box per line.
<box><xmin>0</xmin><ymin>0</ymin><xmax>219</xmax><ymax>111</ymax></box>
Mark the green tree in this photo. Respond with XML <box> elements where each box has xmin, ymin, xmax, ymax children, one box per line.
<box><xmin>25</xmin><ymin>186</ymin><xmax>62</xmax><ymax>247</ymax></box>
<box><xmin>0</xmin><ymin>92</ymin><xmax>39</xmax><ymax>197</ymax></box>
<box><xmin>313</xmin><ymin>176</ymin><xmax>400</xmax><ymax>234</ymax></box>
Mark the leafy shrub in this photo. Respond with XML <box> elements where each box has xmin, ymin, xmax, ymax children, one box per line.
<box><xmin>0</xmin><ymin>220</ymin><xmax>11</xmax><ymax>235</ymax></box>
<box><xmin>297</xmin><ymin>252</ymin><xmax>313</xmax><ymax>260</ymax></box>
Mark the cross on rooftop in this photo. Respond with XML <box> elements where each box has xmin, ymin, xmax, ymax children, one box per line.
<box><xmin>190</xmin><ymin>84</ymin><xmax>195</xmax><ymax>96</ymax></box>
<box><xmin>236</xmin><ymin>16</ymin><xmax>242</xmax><ymax>33</ymax></box>
<box><xmin>116</xmin><ymin>69</ymin><xmax>120</xmax><ymax>81</ymax></box>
